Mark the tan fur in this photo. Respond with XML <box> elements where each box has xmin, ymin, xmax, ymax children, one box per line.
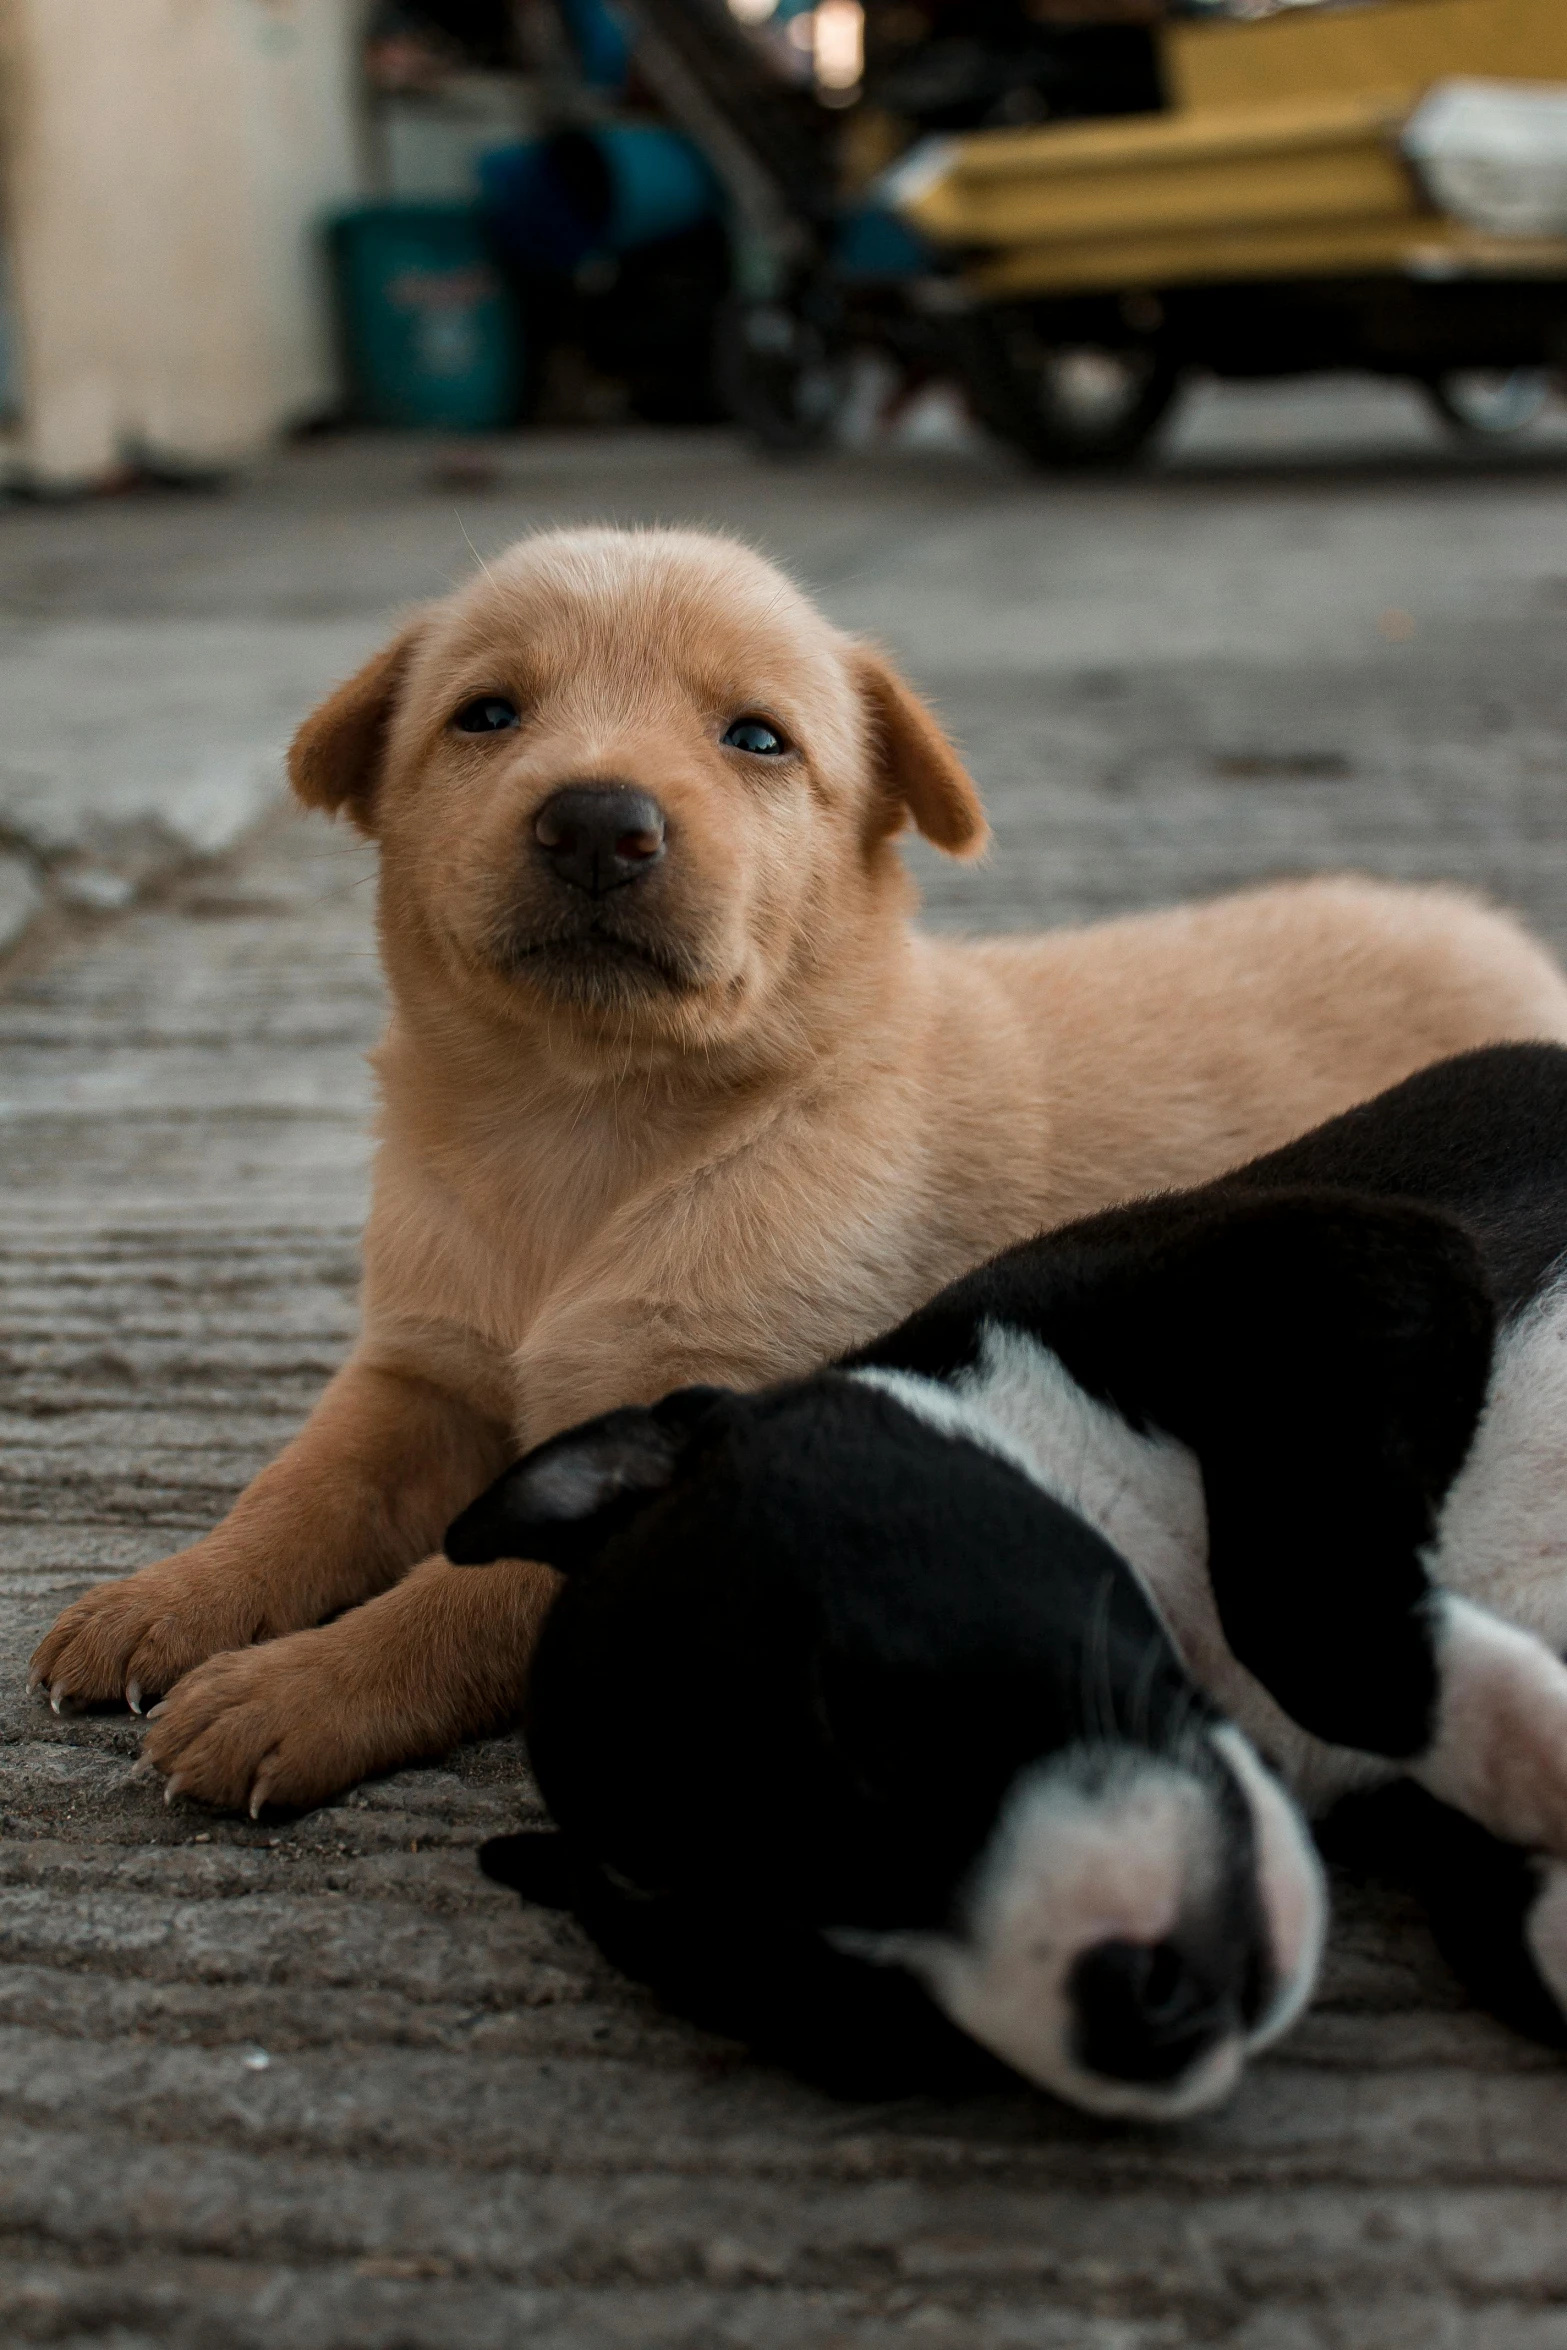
<box><xmin>30</xmin><ymin>527</ymin><xmax>1567</xmax><ymax>1813</ymax></box>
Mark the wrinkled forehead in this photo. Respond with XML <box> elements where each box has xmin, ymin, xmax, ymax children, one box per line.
<box><xmin>422</xmin><ymin>531</ymin><xmax>856</xmax><ymax>726</ymax></box>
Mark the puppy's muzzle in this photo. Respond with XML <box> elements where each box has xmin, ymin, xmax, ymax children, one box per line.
<box><xmin>534</xmin><ymin>784</ymin><xmax>667</xmax><ymax>898</ymax></box>
<box><xmin>1069</xmin><ymin>1933</ymin><xmax>1236</xmax><ymax>2086</ymax></box>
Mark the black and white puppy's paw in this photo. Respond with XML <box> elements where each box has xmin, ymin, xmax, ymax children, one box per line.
<box><xmin>1415</xmin><ymin>1597</ymin><xmax>1567</xmax><ymax>1856</ymax></box>
<box><xmin>1526</xmin><ymin>1862</ymin><xmax>1567</xmax><ymax>2022</ymax></box>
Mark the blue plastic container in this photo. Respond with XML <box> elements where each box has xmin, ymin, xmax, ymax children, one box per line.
<box><xmin>834</xmin><ymin>204</ymin><xmax>935</xmax><ymax>283</ymax></box>
<box><xmin>595</xmin><ymin>124</ymin><xmax>719</xmax><ymax>250</ymax></box>
<box><xmin>329</xmin><ymin>203</ymin><xmax>523</xmax><ymax>430</ymax></box>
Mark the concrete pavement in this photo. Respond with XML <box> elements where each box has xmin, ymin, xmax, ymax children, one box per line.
<box><xmin>4</xmin><ymin>391</ymin><xmax>1567</xmax><ymax>2347</ymax></box>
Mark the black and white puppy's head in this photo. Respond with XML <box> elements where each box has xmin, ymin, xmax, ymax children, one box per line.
<box><xmin>448</xmin><ymin>1371</ymin><xmax>1325</xmax><ymax>2120</ymax></box>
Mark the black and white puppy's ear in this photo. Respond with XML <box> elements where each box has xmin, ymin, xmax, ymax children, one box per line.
<box><xmin>1044</xmin><ymin>1190</ymin><xmax>1496</xmax><ymax>1761</ymax></box>
<box><xmin>1119</xmin><ymin>1190</ymin><xmax>1567</xmax><ymax>1862</ymax></box>
<box><xmin>444</xmin><ymin>1387</ymin><xmax>727</xmax><ymax>1571</ymax></box>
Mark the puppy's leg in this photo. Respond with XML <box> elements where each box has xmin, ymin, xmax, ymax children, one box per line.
<box><xmin>1217</xmin><ymin>1552</ymin><xmax>1567</xmax><ymax>1859</ymax></box>
<box><xmin>137</xmin><ymin>1553</ymin><xmax>552</xmax><ymax>1814</ymax></box>
<box><xmin>133</xmin><ymin>1217</ymin><xmax>877</xmax><ymax>1812</ymax></box>
<box><xmin>1406</xmin><ymin>1597</ymin><xmax>1567</xmax><ymax>1856</ymax></box>
<box><xmin>29</xmin><ymin>1361</ymin><xmax>510</xmax><ymax>1712</ymax></box>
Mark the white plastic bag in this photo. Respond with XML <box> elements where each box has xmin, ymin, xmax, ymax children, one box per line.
<box><xmin>1404</xmin><ymin>78</ymin><xmax>1567</xmax><ymax>240</ymax></box>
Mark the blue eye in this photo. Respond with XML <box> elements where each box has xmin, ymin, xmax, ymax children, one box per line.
<box><xmin>722</xmin><ymin>716</ymin><xmax>787</xmax><ymax>756</ymax></box>
<box><xmin>453</xmin><ymin>695</ymin><xmax>520</xmax><ymax>734</ymax></box>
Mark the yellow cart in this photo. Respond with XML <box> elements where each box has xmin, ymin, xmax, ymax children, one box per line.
<box><xmin>884</xmin><ymin>0</ymin><xmax>1567</xmax><ymax>462</ymax></box>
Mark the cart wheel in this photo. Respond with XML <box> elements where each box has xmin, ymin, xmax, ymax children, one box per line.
<box><xmin>1422</xmin><ymin>369</ymin><xmax>1553</xmax><ymax>440</ymax></box>
<box><xmin>961</xmin><ymin>308</ymin><xmax>1182</xmax><ymax>469</ymax></box>
<box><xmin>717</xmin><ymin>298</ymin><xmax>851</xmax><ymax>456</ymax></box>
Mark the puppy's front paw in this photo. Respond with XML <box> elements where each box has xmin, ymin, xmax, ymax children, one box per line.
<box><xmin>1417</xmin><ymin>1598</ymin><xmax>1567</xmax><ymax>1854</ymax></box>
<box><xmin>28</xmin><ymin>1557</ymin><xmax>270</xmax><ymax>1715</ymax></box>
<box><xmin>139</xmin><ymin>1627</ymin><xmax>392</xmax><ymax>1816</ymax></box>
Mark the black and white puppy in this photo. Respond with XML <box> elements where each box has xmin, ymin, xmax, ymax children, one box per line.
<box><xmin>448</xmin><ymin>1044</ymin><xmax>1567</xmax><ymax>2119</ymax></box>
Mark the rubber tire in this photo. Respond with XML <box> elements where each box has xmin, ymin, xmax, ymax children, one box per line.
<box><xmin>1422</xmin><ymin>368</ymin><xmax>1553</xmax><ymax>442</ymax></box>
<box><xmin>961</xmin><ymin>306</ymin><xmax>1183</xmax><ymax>470</ymax></box>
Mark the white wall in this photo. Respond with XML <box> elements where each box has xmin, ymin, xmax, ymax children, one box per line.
<box><xmin>0</xmin><ymin>0</ymin><xmax>366</xmax><ymax>486</ymax></box>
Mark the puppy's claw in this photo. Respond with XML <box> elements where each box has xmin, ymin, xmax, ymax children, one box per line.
<box><xmin>249</xmin><ymin>1781</ymin><xmax>273</xmax><ymax>1822</ymax></box>
<box><xmin>145</xmin><ymin>1701</ymin><xmax>169</xmax><ymax>1721</ymax></box>
<box><xmin>163</xmin><ymin>1774</ymin><xmax>187</xmax><ymax>1807</ymax></box>
<box><xmin>126</xmin><ymin>1681</ymin><xmax>143</xmax><ymax>1716</ymax></box>
<box><xmin>49</xmin><ymin>1686</ymin><xmax>65</xmax><ymax>1716</ymax></box>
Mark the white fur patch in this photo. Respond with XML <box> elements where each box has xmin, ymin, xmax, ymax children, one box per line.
<box><xmin>1211</xmin><ymin>1723</ymin><xmax>1327</xmax><ymax>2051</ymax></box>
<box><xmin>524</xmin><ymin>1452</ymin><xmax>624</xmax><ymax>1517</ymax></box>
<box><xmin>1525</xmin><ymin>1861</ymin><xmax>1567</xmax><ymax>2020</ymax></box>
<box><xmin>1414</xmin><ymin>1593</ymin><xmax>1567</xmax><ymax>1854</ymax></box>
<box><xmin>1429</xmin><ymin>1278</ymin><xmax>1567</xmax><ymax>1647</ymax></box>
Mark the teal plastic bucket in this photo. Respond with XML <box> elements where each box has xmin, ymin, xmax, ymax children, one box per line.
<box><xmin>329</xmin><ymin>203</ymin><xmax>522</xmax><ymax>430</ymax></box>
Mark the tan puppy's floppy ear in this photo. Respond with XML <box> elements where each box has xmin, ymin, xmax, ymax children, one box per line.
<box><xmin>288</xmin><ymin>616</ymin><xmax>428</xmax><ymax>835</ymax></box>
<box><xmin>853</xmin><ymin>645</ymin><xmax>988</xmax><ymax>860</ymax></box>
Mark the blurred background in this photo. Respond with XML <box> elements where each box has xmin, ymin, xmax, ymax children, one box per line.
<box><xmin>1</xmin><ymin>0</ymin><xmax>1566</xmax><ymax>988</ymax></box>
<box><xmin>3</xmin><ymin>0</ymin><xmax>1567</xmax><ymax>483</ymax></box>
<box><xmin>0</xmin><ymin>0</ymin><xmax>1565</xmax><ymax>961</ymax></box>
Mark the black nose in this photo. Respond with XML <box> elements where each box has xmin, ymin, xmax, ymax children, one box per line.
<box><xmin>1069</xmin><ymin>1936</ymin><xmax>1233</xmax><ymax>2086</ymax></box>
<box><xmin>533</xmin><ymin>785</ymin><xmax>667</xmax><ymax>897</ymax></box>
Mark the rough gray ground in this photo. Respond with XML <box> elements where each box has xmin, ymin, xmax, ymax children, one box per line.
<box><xmin>5</xmin><ymin>383</ymin><xmax>1567</xmax><ymax>2348</ymax></box>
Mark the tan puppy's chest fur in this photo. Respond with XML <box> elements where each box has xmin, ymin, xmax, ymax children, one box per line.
<box><xmin>364</xmin><ymin>938</ymin><xmax>1046</xmax><ymax>1439</ymax></box>
<box><xmin>30</xmin><ymin>527</ymin><xmax>1567</xmax><ymax>1815</ymax></box>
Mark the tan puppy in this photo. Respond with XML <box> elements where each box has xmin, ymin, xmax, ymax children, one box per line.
<box><xmin>30</xmin><ymin>528</ymin><xmax>1567</xmax><ymax>1814</ymax></box>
